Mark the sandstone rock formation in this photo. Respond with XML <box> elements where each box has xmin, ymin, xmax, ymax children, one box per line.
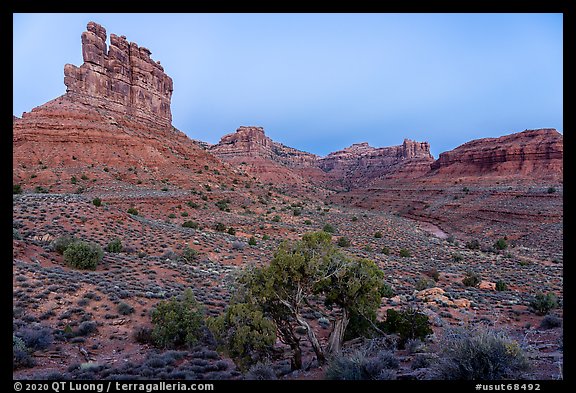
<box><xmin>212</xmin><ymin>126</ymin><xmax>319</xmax><ymax>168</ymax></box>
<box><xmin>64</xmin><ymin>21</ymin><xmax>173</xmax><ymax>129</ymax></box>
<box><xmin>210</xmin><ymin>126</ymin><xmax>332</xmax><ymax>195</ymax></box>
<box><xmin>211</xmin><ymin>127</ymin><xmax>434</xmax><ymax>191</ymax></box>
<box><xmin>13</xmin><ymin>22</ymin><xmax>239</xmax><ymax>193</ymax></box>
<box><xmin>318</xmin><ymin>139</ymin><xmax>434</xmax><ymax>188</ymax></box>
<box><xmin>430</xmin><ymin>129</ymin><xmax>563</xmax><ymax>181</ymax></box>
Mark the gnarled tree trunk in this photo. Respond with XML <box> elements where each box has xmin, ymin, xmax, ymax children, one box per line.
<box><xmin>296</xmin><ymin>313</ymin><xmax>326</xmax><ymax>364</ymax></box>
<box><xmin>277</xmin><ymin>320</ymin><xmax>302</xmax><ymax>370</ymax></box>
<box><xmin>327</xmin><ymin>308</ymin><xmax>349</xmax><ymax>354</ymax></box>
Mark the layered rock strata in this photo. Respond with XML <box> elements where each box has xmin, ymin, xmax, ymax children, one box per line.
<box><xmin>430</xmin><ymin>129</ymin><xmax>563</xmax><ymax>180</ymax></box>
<box><xmin>64</xmin><ymin>21</ymin><xmax>173</xmax><ymax>129</ymax></box>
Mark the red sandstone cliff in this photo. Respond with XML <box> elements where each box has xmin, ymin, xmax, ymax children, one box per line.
<box><xmin>318</xmin><ymin>139</ymin><xmax>434</xmax><ymax>188</ymax></box>
<box><xmin>13</xmin><ymin>22</ymin><xmax>238</xmax><ymax>193</ymax></box>
<box><xmin>210</xmin><ymin>126</ymin><xmax>332</xmax><ymax>195</ymax></box>
<box><xmin>429</xmin><ymin>129</ymin><xmax>563</xmax><ymax>181</ymax></box>
<box><xmin>64</xmin><ymin>21</ymin><xmax>173</xmax><ymax>129</ymax></box>
<box><xmin>211</xmin><ymin>127</ymin><xmax>435</xmax><ymax>191</ymax></box>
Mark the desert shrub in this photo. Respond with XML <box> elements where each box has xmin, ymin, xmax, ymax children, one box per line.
<box><xmin>106</xmin><ymin>238</ymin><xmax>123</xmax><ymax>253</ymax></box>
<box><xmin>13</xmin><ymin>335</ymin><xmax>34</xmax><ymax>369</ymax></box>
<box><xmin>325</xmin><ymin>349</ymin><xmax>399</xmax><ymax>380</ymax></box>
<box><xmin>374</xmin><ymin>231</ymin><xmax>383</xmax><ymax>238</ymax></box>
<box><xmin>495</xmin><ymin>280</ymin><xmax>508</xmax><ymax>291</ymax></box>
<box><xmin>325</xmin><ymin>351</ymin><xmax>370</xmax><ymax>380</ymax></box>
<box><xmin>151</xmin><ymin>288</ymin><xmax>205</xmax><ymax>349</ymax></box>
<box><xmin>227</xmin><ymin>227</ymin><xmax>236</xmax><ymax>235</ymax></box>
<box><xmin>399</xmin><ymin>248</ymin><xmax>411</xmax><ymax>258</ymax></box>
<box><xmin>262</xmin><ymin>234</ymin><xmax>270</xmax><ymax>241</ymax></box>
<box><xmin>13</xmin><ymin>228</ymin><xmax>22</xmax><ymax>240</ymax></box>
<box><xmin>304</xmin><ymin>219</ymin><xmax>312</xmax><ymax>225</ymax></box>
<box><xmin>465</xmin><ymin>239</ymin><xmax>480</xmax><ymax>250</ymax></box>
<box><xmin>127</xmin><ymin>207</ymin><xmax>139</xmax><ymax>215</ymax></box>
<box><xmin>412</xmin><ymin>353</ymin><xmax>431</xmax><ymax>369</ymax></box>
<box><xmin>180</xmin><ymin>246</ymin><xmax>198</xmax><ymax>263</ymax></box>
<box><xmin>405</xmin><ymin>338</ymin><xmax>425</xmax><ymax>354</ymax></box>
<box><xmin>214</xmin><ymin>222</ymin><xmax>226</xmax><ymax>232</ymax></box>
<box><xmin>452</xmin><ymin>253</ymin><xmax>464</xmax><ymax>262</ymax></box>
<box><xmin>415</xmin><ymin>277</ymin><xmax>435</xmax><ymax>291</ymax></box>
<box><xmin>168</xmin><ymin>213</ymin><xmax>176</xmax><ymax>219</ymax></box>
<box><xmin>380</xmin><ymin>282</ymin><xmax>394</xmax><ymax>298</ymax></box>
<box><xmin>63</xmin><ymin>241</ymin><xmax>103</xmax><ymax>270</ymax></box>
<box><xmin>215</xmin><ymin>199</ymin><xmax>230</xmax><ymax>211</ymax></box>
<box><xmin>351</xmin><ymin>216</ymin><xmax>358</xmax><ymax>222</ymax></box>
<box><xmin>293</xmin><ymin>209</ymin><xmax>302</xmax><ymax>217</ymax></box>
<box><xmin>547</xmin><ymin>187</ymin><xmax>556</xmax><ymax>194</ymax></box>
<box><xmin>52</xmin><ymin>235</ymin><xmax>79</xmax><ymax>255</ymax></box>
<box><xmin>92</xmin><ymin>197</ymin><xmax>102</xmax><ymax>207</ymax></box>
<box><xmin>529</xmin><ymin>292</ymin><xmax>558</xmax><ymax>315</ymax></box>
<box><xmin>424</xmin><ymin>268</ymin><xmax>440</xmax><ymax>282</ymax></box>
<box><xmin>182</xmin><ymin>221</ymin><xmax>199</xmax><ymax>229</ymax></box>
<box><xmin>381</xmin><ymin>246</ymin><xmax>390</xmax><ymax>255</ymax></box>
<box><xmin>76</xmin><ymin>321</ymin><xmax>98</xmax><ymax>337</ymax></box>
<box><xmin>17</xmin><ymin>326</ymin><xmax>53</xmax><ymax>351</ymax></box>
<box><xmin>35</xmin><ymin>186</ymin><xmax>49</xmax><ymax>193</ymax></box>
<box><xmin>382</xmin><ymin>307</ymin><xmax>432</xmax><ymax>348</ymax></box>
<box><xmin>272</xmin><ymin>215</ymin><xmax>281</xmax><ymax>222</ymax></box>
<box><xmin>133</xmin><ymin>326</ymin><xmax>154</xmax><ymax>344</ymax></box>
<box><xmin>244</xmin><ymin>362</ymin><xmax>277</xmax><ymax>380</ymax></box>
<box><xmin>540</xmin><ymin>314</ymin><xmax>562</xmax><ymax>329</ymax></box>
<box><xmin>434</xmin><ymin>326</ymin><xmax>529</xmax><ymax>380</ymax></box>
<box><xmin>337</xmin><ymin>237</ymin><xmax>351</xmax><ymax>247</ymax></box>
<box><xmin>494</xmin><ymin>238</ymin><xmax>508</xmax><ymax>250</ymax></box>
<box><xmin>231</xmin><ymin>241</ymin><xmax>246</xmax><ymax>250</ymax></box>
<box><xmin>248</xmin><ymin>237</ymin><xmax>257</xmax><ymax>246</ymax></box>
<box><xmin>462</xmin><ymin>271</ymin><xmax>481</xmax><ymax>287</ymax></box>
<box><xmin>13</xmin><ymin>184</ymin><xmax>22</xmax><ymax>194</ymax></box>
<box><xmin>118</xmin><ymin>302</ymin><xmax>135</xmax><ymax>316</ymax></box>
<box><xmin>322</xmin><ymin>223</ymin><xmax>336</xmax><ymax>233</ymax></box>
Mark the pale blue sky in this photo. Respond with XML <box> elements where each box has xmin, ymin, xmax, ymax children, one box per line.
<box><xmin>13</xmin><ymin>13</ymin><xmax>563</xmax><ymax>157</ymax></box>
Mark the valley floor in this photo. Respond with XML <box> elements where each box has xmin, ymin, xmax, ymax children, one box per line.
<box><xmin>13</xmin><ymin>190</ymin><xmax>563</xmax><ymax>380</ymax></box>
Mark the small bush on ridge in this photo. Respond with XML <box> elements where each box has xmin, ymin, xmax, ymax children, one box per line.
<box><xmin>64</xmin><ymin>241</ymin><xmax>103</xmax><ymax>270</ymax></box>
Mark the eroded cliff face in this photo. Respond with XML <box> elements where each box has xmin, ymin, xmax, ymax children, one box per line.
<box><xmin>13</xmin><ymin>22</ymin><xmax>236</xmax><ymax>192</ymax></box>
<box><xmin>211</xmin><ymin>126</ymin><xmax>319</xmax><ymax>168</ymax></box>
<box><xmin>63</xmin><ymin>21</ymin><xmax>173</xmax><ymax>129</ymax></box>
<box><xmin>318</xmin><ymin>139</ymin><xmax>434</xmax><ymax>188</ymax></box>
<box><xmin>210</xmin><ymin>126</ymin><xmax>331</xmax><ymax>195</ymax></box>
<box><xmin>429</xmin><ymin>129</ymin><xmax>563</xmax><ymax>180</ymax></box>
<box><xmin>210</xmin><ymin>126</ymin><xmax>436</xmax><ymax>191</ymax></box>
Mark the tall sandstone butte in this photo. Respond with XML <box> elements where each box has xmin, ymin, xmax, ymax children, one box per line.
<box><xmin>13</xmin><ymin>22</ymin><xmax>236</xmax><ymax>192</ymax></box>
<box><xmin>64</xmin><ymin>21</ymin><xmax>173</xmax><ymax>129</ymax></box>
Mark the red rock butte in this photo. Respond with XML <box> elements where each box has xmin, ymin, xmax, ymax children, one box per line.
<box><xmin>64</xmin><ymin>21</ymin><xmax>173</xmax><ymax>129</ymax></box>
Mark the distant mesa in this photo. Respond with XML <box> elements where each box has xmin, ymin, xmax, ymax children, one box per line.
<box><xmin>211</xmin><ymin>126</ymin><xmax>319</xmax><ymax>167</ymax></box>
<box><xmin>430</xmin><ymin>128</ymin><xmax>563</xmax><ymax>180</ymax></box>
<box><xmin>64</xmin><ymin>21</ymin><xmax>173</xmax><ymax>129</ymax></box>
